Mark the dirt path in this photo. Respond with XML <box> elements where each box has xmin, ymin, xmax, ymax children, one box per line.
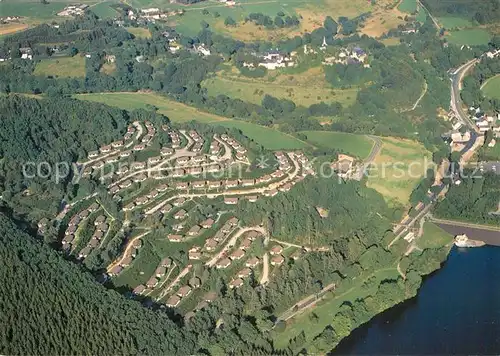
<box><xmin>157</xmin><ymin>265</ymin><xmax>192</xmax><ymax>300</ymax></box>
<box><xmin>106</xmin><ymin>230</ymin><xmax>151</xmax><ymax>272</ymax></box>
<box><xmin>260</xmin><ymin>253</ymin><xmax>270</xmax><ymax>284</ymax></box>
<box><xmin>401</xmin><ymin>81</ymin><xmax>428</xmax><ymax>112</ymax></box>
<box><xmin>205</xmin><ymin>226</ymin><xmax>267</xmax><ymax>267</ymax></box>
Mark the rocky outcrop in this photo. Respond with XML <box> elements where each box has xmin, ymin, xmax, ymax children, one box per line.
<box><xmin>454</xmin><ymin>234</ymin><xmax>486</xmax><ymax>248</ymax></box>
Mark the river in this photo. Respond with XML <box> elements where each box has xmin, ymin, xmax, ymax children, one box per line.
<box><xmin>332</xmin><ymin>246</ymin><xmax>500</xmax><ymax>355</ymax></box>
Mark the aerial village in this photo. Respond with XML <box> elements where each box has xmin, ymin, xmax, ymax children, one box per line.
<box><xmin>42</xmin><ymin>119</ymin><xmax>323</xmax><ymax>318</ymax></box>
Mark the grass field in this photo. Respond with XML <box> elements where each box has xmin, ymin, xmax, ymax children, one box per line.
<box><xmin>75</xmin><ymin>91</ymin><xmax>309</xmax><ymax>149</ymax></box>
<box><xmin>75</xmin><ymin>92</ymin><xmax>229</xmax><ymax>123</ymax></box>
<box><xmin>213</xmin><ymin>120</ymin><xmax>310</xmax><ymax>150</ymax></box>
<box><xmin>445</xmin><ymin>29</ymin><xmax>492</xmax><ymax>46</ymax></box>
<box><xmin>437</xmin><ymin>16</ymin><xmax>473</xmax><ymax>29</ymax></box>
<box><xmin>0</xmin><ymin>0</ymin><xmax>98</xmax><ymax>19</ymax></box>
<box><xmin>300</xmin><ymin>131</ymin><xmax>374</xmax><ymax>159</ymax></box>
<box><xmin>126</xmin><ymin>27</ymin><xmax>152</xmax><ymax>38</ymax></box>
<box><xmin>366</xmin><ymin>137</ymin><xmax>431</xmax><ymax>206</ymax></box>
<box><xmin>417</xmin><ymin>222</ymin><xmax>454</xmax><ymax>250</ymax></box>
<box><xmin>34</xmin><ymin>56</ymin><xmax>86</xmax><ymax>78</ymax></box>
<box><xmin>202</xmin><ymin>66</ymin><xmax>358</xmax><ymax>107</ymax></box>
<box><xmin>482</xmin><ymin>74</ymin><xmax>500</xmax><ymax>100</ymax></box>
<box><xmin>483</xmin><ymin>143</ymin><xmax>500</xmax><ymax>161</ymax></box>
<box><xmin>398</xmin><ymin>0</ymin><xmax>417</xmax><ymax>13</ymax></box>
<box><xmin>90</xmin><ymin>1</ymin><xmax>120</xmax><ymax>19</ymax></box>
<box><xmin>272</xmin><ymin>267</ymin><xmax>400</xmax><ymax>350</ymax></box>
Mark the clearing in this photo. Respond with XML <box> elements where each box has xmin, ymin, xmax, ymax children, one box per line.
<box><xmin>34</xmin><ymin>56</ymin><xmax>86</xmax><ymax>78</ymax></box>
<box><xmin>126</xmin><ymin>27</ymin><xmax>152</xmax><ymax>38</ymax></box>
<box><xmin>445</xmin><ymin>29</ymin><xmax>492</xmax><ymax>46</ymax></box>
<box><xmin>417</xmin><ymin>222</ymin><xmax>454</xmax><ymax>250</ymax></box>
<box><xmin>202</xmin><ymin>66</ymin><xmax>358</xmax><ymax>107</ymax></box>
<box><xmin>75</xmin><ymin>92</ymin><xmax>229</xmax><ymax>124</ymax></box>
<box><xmin>300</xmin><ymin>131</ymin><xmax>374</xmax><ymax>159</ymax></box>
<box><xmin>437</xmin><ymin>16</ymin><xmax>473</xmax><ymax>29</ymax></box>
<box><xmin>213</xmin><ymin>120</ymin><xmax>310</xmax><ymax>150</ymax></box>
<box><xmin>90</xmin><ymin>1</ymin><xmax>120</xmax><ymax>19</ymax></box>
<box><xmin>366</xmin><ymin>137</ymin><xmax>431</xmax><ymax>206</ymax></box>
<box><xmin>481</xmin><ymin>74</ymin><xmax>500</xmax><ymax>100</ymax></box>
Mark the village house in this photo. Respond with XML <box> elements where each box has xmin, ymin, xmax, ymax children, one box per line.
<box><xmin>192</xmin><ymin>181</ymin><xmax>206</xmax><ymax>189</ymax></box>
<box><xmin>78</xmin><ymin>247</ymin><xmax>91</xmax><ymax>260</ymax></box>
<box><xmin>88</xmin><ymin>151</ymin><xmax>99</xmax><ymax>159</ymax></box>
<box><xmin>141</xmin><ymin>134</ymin><xmax>153</xmax><ymax>143</ymax></box>
<box><xmin>192</xmin><ymin>155</ymin><xmax>205</xmax><ymax>164</ymax></box>
<box><xmin>121</xmin><ymin>256</ymin><xmax>134</xmax><ymax>267</ymax></box>
<box><xmin>172</xmin><ymin>169</ymin><xmax>185</xmax><ymax>178</ymax></box>
<box><xmin>62</xmin><ymin>234</ymin><xmax>75</xmax><ymax>246</ymax></box>
<box><xmin>173</xmin><ymin>197</ymin><xmax>186</xmax><ymax>207</ymax></box>
<box><xmin>116</xmin><ymin>165</ymin><xmax>129</xmax><ymax>175</ymax></box>
<box><xmin>160</xmin><ymin>257</ymin><xmax>172</xmax><ymax>268</ymax></box>
<box><xmin>271</xmin><ymin>254</ymin><xmax>285</xmax><ymax>266</ymax></box>
<box><xmin>100</xmin><ymin>145</ymin><xmax>112</xmax><ymax>154</ymax></box>
<box><xmin>106</xmin><ymin>156</ymin><xmax>119</xmax><ymax>164</ymax></box>
<box><xmin>119</xmin><ymin>180</ymin><xmax>132</xmax><ymax>189</ymax></box>
<box><xmin>166</xmin><ymin>295</ymin><xmax>181</xmax><ymax>308</ymax></box>
<box><xmin>227</xmin><ymin>217</ymin><xmax>239</xmax><ymax>226</ymax></box>
<box><xmin>257</xmin><ymin>175</ymin><xmax>272</xmax><ymax>184</ymax></box>
<box><xmin>168</xmin><ymin>234</ymin><xmax>183</xmax><ymax>242</ymax></box>
<box><xmin>176</xmin><ymin>157</ymin><xmax>190</xmax><ymax>165</ymax></box>
<box><xmin>238</xmin><ymin>268</ymin><xmax>252</xmax><ymax>279</ymax></box>
<box><xmin>161</xmin><ymin>204</ymin><xmax>173</xmax><ymax>214</ymax></box>
<box><xmin>93</xmin><ymin>160</ymin><xmax>105</xmax><ymax>169</ymax></box>
<box><xmin>208</xmin><ymin>180</ymin><xmax>222</xmax><ymax>189</ymax></box>
<box><xmin>200</xmin><ymin>218</ymin><xmax>215</xmax><ymax>229</ymax></box>
<box><xmin>214</xmin><ymin>230</ymin><xmax>226</xmax><ymax>242</ymax></box>
<box><xmin>240</xmin><ymin>179</ymin><xmax>255</xmax><ymax>187</ymax></box>
<box><xmin>270</xmin><ymin>245</ymin><xmax>283</xmax><ymax>256</ymax></box>
<box><xmin>271</xmin><ymin>170</ymin><xmax>285</xmax><ymax>179</ymax></box>
<box><xmin>69</xmin><ymin>215</ymin><xmax>81</xmax><ymax>226</ymax></box>
<box><xmin>176</xmin><ymin>182</ymin><xmax>189</xmax><ymax>190</ymax></box>
<box><xmin>88</xmin><ymin>203</ymin><xmax>100</xmax><ymax>213</ymax></box>
<box><xmin>279</xmin><ymin>183</ymin><xmax>292</xmax><ymax>192</ymax></box>
<box><xmin>177</xmin><ymin>285</ymin><xmax>192</xmax><ymax>298</ymax></box>
<box><xmin>133</xmin><ymin>144</ymin><xmax>145</xmax><ymax>151</ymax></box>
<box><xmin>332</xmin><ymin>154</ymin><xmax>355</xmax><ymax>178</ymax></box>
<box><xmin>204</xmin><ymin>291</ymin><xmax>218</xmax><ymax>303</ymax></box>
<box><xmin>147</xmin><ymin>190</ymin><xmax>159</xmax><ymax>199</ymax></box>
<box><xmin>173</xmin><ymin>223</ymin><xmax>185</xmax><ymax>232</ymax></box>
<box><xmin>224</xmin><ymin>197</ymin><xmax>239</xmax><ymax>205</ymax></box>
<box><xmin>93</xmin><ymin>230</ymin><xmax>104</xmax><ymax>240</ymax></box>
<box><xmin>240</xmin><ymin>238</ymin><xmax>253</xmax><ymax>250</ymax></box>
<box><xmin>88</xmin><ymin>238</ymin><xmax>99</xmax><ymax>248</ymax></box>
<box><xmin>148</xmin><ymin>156</ymin><xmax>162</xmax><ymax>164</ymax></box>
<box><xmin>146</xmin><ymin>277</ymin><xmax>159</xmax><ymax>289</ymax></box>
<box><xmin>206</xmin><ymin>164</ymin><xmax>221</xmax><ymax>173</ymax></box>
<box><xmin>111</xmin><ymin>140</ymin><xmax>124</xmax><ymax>148</ymax></box>
<box><xmin>132</xmin><ymin>239</ymin><xmax>143</xmax><ymax>249</ymax></box>
<box><xmin>225</xmin><ymin>180</ymin><xmax>238</xmax><ymax>188</ymax></box>
<box><xmin>187</xmin><ymin>225</ymin><xmax>202</xmax><ymax>236</ymax></box>
<box><xmin>79</xmin><ymin>210</ymin><xmax>90</xmax><ymax>218</ymax></box>
<box><xmin>189</xmin><ymin>277</ymin><xmax>201</xmax><ymax>289</ymax></box>
<box><xmin>174</xmin><ymin>209</ymin><xmax>188</xmax><ymax>220</ymax></box>
<box><xmin>123</xmin><ymin>203</ymin><xmax>135</xmax><ymax>211</ymax></box>
<box><xmin>157</xmin><ymin>184</ymin><xmax>169</xmax><ymax>192</ymax></box>
<box><xmin>229</xmin><ymin>278</ymin><xmax>244</xmax><ymax>289</ymax></box>
<box><xmin>133</xmin><ymin>174</ymin><xmax>147</xmax><ymax>183</ymax></box>
<box><xmin>161</xmin><ymin>147</ymin><xmax>174</xmax><ymax>156</ymax></box>
<box><xmin>246</xmin><ymin>195</ymin><xmax>258</xmax><ymax>203</ymax></box>
<box><xmin>245</xmin><ymin>256</ymin><xmax>260</xmax><ymax>268</ymax></box>
<box><xmin>230</xmin><ymin>249</ymin><xmax>245</xmax><ymax>261</ymax></box>
<box><xmin>204</xmin><ymin>238</ymin><xmax>218</xmax><ymax>251</ymax></box>
<box><xmin>264</xmin><ymin>189</ymin><xmax>278</xmax><ymax>197</ymax></box>
<box><xmin>124</xmin><ymin>132</ymin><xmax>133</xmax><ymax>141</ymax></box>
<box><xmin>109</xmin><ymin>265</ymin><xmax>123</xmax><ymax>276</ymax></box>
<box><xmin>216</xmin><ymin>258</ymin><xmax>232</xmax><ymax>269</ymax></box>
<box><xmin>94</xmin><ymin>215</ymin><xmax>107</xmax><ymax>226</ymax></box>
<box><xmin>235</xmin><ymin>152</ymin><xmax>247</xmax><ymax>161</ymax></box>
<box><xmin>155</xmin><ymin>266</ymin><xmax>167</xmax><ymax>278</ymax></box>
<box><xmin>221</xmin><ymin>224</ymin><xmax>233</xmax><ymax>234</ymax></box>
<box><xmin>187</xmin><ymin>167</ymin><xmax>203</xmax><ymax>175</ymax></box>
<box><xmin>133</xmin><ymin>284</ymin><xmax>146</xmax><ymax>295</ymax></box>
<box><xmin>131</xmin><ymin>161</ymin><xmax>146</xmax><ymax>170</ymax></box>
<box><xmin>188</xmin><ymin>250</ymin><xmax>202</xmax><ymax>260</ymax></box>
<box><xmin>192</xmin><ymin>142</ymin><xmax>204</xmax><ymax>152</ymax></box>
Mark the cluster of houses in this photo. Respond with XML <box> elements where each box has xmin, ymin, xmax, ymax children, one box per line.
<box><xmin>108</xmin><ymin>238</ymin><xmax>143</xmax><ymax>276</ymax></box>
<box><xmin>220</xmin><ymin>134</ymin><xmax>248</xmax><ymax>161</ymax></box>
<box><xmin>323</xmin><ymin>46</ymin><xmax>369</xmax><ymax>68</ymax></box>
<box><xmin>468</xmin><ymin>108</ymin><xmax>500</xmax><ymax>142</ymax></box>
<box><xmin>78</xmin><ymin>214</ymin><xmax>110</xmax><ymax>260</ymax></box>
<box><xmin>243</xmin><ymin>50</ymin><xmax>297</xmax><ymax>70</ymax></box>
<box><xmin>62</xmin><ymin>202</ymin><xmax>100</xmax><ymax>251</ymax></box>
<box><xmin>215</xmin><ymin>229</ymin><xmax>260</xmax><ymax>271</ymax></box>
<box><xmin>187</xmin><ymin>130</ymin><xmax>205</xmax><ymax>152</ymax></box>
<box><xmin>331</xmin><ymin>154</ymin><xmax>356</xmax><ymax>179</ymax></box>
<box><xmin>132</xmin><ymin>257</ymin><xmax>173</xmax><ymax>295</ymax></box>
<box><xmin>166</xmin><ymin>277</ymin><xmax>202</xmax><ymax>308</ymax></box>
<box><xmin>57</xmin><ymin>4</ymin><xmax>89</xmax><ymax>17</ymax></box>
<box><xmin>127</xmin><ymin>8</ymin><xmax>168</xmax><ymax>22</ymax></box>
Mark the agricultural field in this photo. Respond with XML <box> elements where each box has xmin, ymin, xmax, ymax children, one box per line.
<box><xmin>366</xmin><ymin>137</ymin><xmax>431</xmax><ymax>207</ymax></box>
<box><xmin>482</xmin><ymin>74</ymin><xmax>500</xmax><ymax>100</ymax></box>
<box><xmin>90</xmin><ymin>1</ymin><xmax>120</xmax><ymax>19</ymax></box>
<box><xmin>417</xmin><ymin>222</ymin><xmax>454</xmax><ymax>250</ymax></box>
<box><xmin>398</xmin><ymin>0</ymin><xmax>417</xmax><ymax>13</ymax></box>
<box><xmin>300</xmin><ymin>131</ymin><xmax>374</xmax><ymax>159</ymax></box>
<box><xmin>214</xmin><ymin>120</ymin><xmax>310</xmax><ymax>150</ymax></box>
<box><xmin>126</xmin><ymin>27</ymin><xmax>152</xmax><ymax>38</ymax></box>
<box><xmin>437</xmin><ymin>16</ymin><xmax>473</xmax><ymax>29</ymax></box>
<box><xmin>202</xmin><ymin>66</ymin><xmax>359</xmax><ymax>107</ymax></box>
<box><xmin>0</xmin><ymin>0</ymin><xmax>98</xmax><ymax>20</ymax></box>
<box><xmin>34</xmin><ymin>56</ymin><xmax>86</xmax><ymax>78</ymax></box>
<box><xmin>445</xmin><ymin>28</ymin><xmax>492</xmax><ymax>46</ymax></box>
<box><xmin>129</xmin><ymin>0</ymin><xmax>373</xmax><ymax>40</ymax></box>
<box><xmin>75</xmin><ymin>92</ymin><xmax>229</xmax><ymax>124</ymax></box>
<box><xmin>0</xmin><ymin>23</ymin><xmax>29</xmax><ymax>37</ymax></box>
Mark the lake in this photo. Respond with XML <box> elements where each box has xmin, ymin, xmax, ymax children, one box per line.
<box><xmin>332</xmin><ymin>246</ymin><xmax>500</xmax><ymax>355</ymax></box>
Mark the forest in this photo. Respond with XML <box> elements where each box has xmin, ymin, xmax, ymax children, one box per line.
<box><xmin>434</xmin><ymin>172</ymin><xmax>500</xmax><ymax>224</ymax></box>
<box><xmin>421</xmin><ymin>0</ymin><xmax>500</xmax><ymax>24</ymax></box>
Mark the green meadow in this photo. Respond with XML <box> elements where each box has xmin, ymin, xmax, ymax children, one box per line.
<box><xmin>300</xmin><ymin>131</ymin><xmax>374</xmax><ymax>159</ymax></box>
